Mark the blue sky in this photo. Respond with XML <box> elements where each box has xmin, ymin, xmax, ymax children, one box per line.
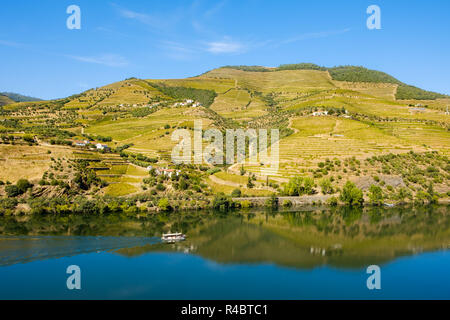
<box><xmin>0</xmin><ymin>0</ymin><xmax>449</xmax><ymax>100</ymax></box>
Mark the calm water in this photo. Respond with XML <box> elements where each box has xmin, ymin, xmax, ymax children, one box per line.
<box><xmin>0</xmin><ymin>205</ymin><xmax>449</xmax><ymax>299</ymax></box>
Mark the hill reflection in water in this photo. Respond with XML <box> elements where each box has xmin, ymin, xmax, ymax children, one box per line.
<box><xmin>0</xmin><ymin>205</ymin><xmax>449</xmax><ymax>269</ymax></box>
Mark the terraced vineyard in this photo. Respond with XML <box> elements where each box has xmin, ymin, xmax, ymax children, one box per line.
<box><xmin>0</xmin><ymin>64</ymin><xmax>449</xmax><ymax>209</ymax></box>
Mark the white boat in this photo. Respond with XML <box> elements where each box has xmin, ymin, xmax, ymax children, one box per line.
<box><xmin>162</xmin><ymin>232</ymin><xmax>186</xmax><ymax>243</ymax></box>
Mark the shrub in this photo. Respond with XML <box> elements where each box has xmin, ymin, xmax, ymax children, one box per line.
<box><xmin>340</xmin><ymin>181</ymin><xmax>364</xmax><ymax>207</ymax></box>
<box><xmin>0</xmin><ymin>198</ymin><xmax>18</xmax><ymax>210</ymax></box>
<box><xmin>156</xmin><ymin>183</ymin><xmax>166</xmax><ymax>191</ymax></box>
<box><xmin>231</xmin><ymin>189</ymin><xmax>242</xmax><ymax>197</ymax></box>
<box><xmin>212</xmin><ymin>193</ymin><xmax>233</xmax><ymax>210</ymax></box>
<box><xmin>319</xmin><ymin>178</ymin><xmax>334</xmax><ymax>194</ymax></box>
<box><xmin>5</xmin><ymin>185</ymin><xmax>21</xmax><ymax>197</ymax></box>
<box><xmin>266</xmin><ymin>194</ymin><xmax>279</xmax><ymax>208</ymax></box>
<box><xmin>158</xmin><ymin>198</ymin><xmax>171</xmax><ymax>211</ymax></box>
<box><xmin>282</xmin><ymin>199</ymin><xmax>293</xmax><ymax>207</ymax></box>
<box><xmin>240</xmin><ymin>200</ymin><xmax>253</xmax><ymax>208</ymax></box>
<box><xmin>16</xmin><ymin>179</ymin><xmax>32</xmax><ymax>193</ymax></box>
<box><xmin>327</xmin><ymin>196</ymin><xmax>338</xmax><ymax>206</ymax></box>
<box><xmin>283</xmin><ymin>176</ymin><xmax>315</xmax><ymax>196</ymax></box>
<box><xmin>206</xmin><ymin>168</ymin><xmax>221</xmax><ymax>175</ymax></box>
<box><xmin>368</xmin><ymin>185</ymin><xmax>383</xmax><ymax>206</ymax></box>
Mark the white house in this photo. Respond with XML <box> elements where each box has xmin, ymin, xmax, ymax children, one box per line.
<box><xmin>154</xmin><ymin>168</ymin><xmax>181</xmax><ymax>178</ymax></box>
<box><xmin>312</xmin><ymin>111</ymin><xmax>328</xmax><ymax>116</ymax></box>
<box><xmin>96</xmin><ymin>143</ymin><xmax>110</xmax><ymax>151</ymax></box>
<box><xmin>74</xmin><ymin>140</ymin><xmax>90</xmax><ymax>147</ymax></box>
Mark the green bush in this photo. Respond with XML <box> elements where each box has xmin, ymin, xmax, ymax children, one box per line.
<box><xmin>327</xmin><ymin>196</ymin><xmax>338</xmax><ymax>206</ymax></box>
<box><xmin>283</xmin><ymin>176</ymin><xmax>315</xmax><ymax>196</ymax></box>
<box><xmin>231</xmin><ymin>189</ymin><xmax>242</xmax><ymax>197</ymax></box>
<box><xmin>212</xmin><ymin>193</ymin><xmax>233</xmax><ymax>210</ymax></box>
<box><xmin>340</xmin><ymin>181</ymin><xmax>364</xmax><ymax>207</ymax></box>
<box><xmin>158</xmin><ymin>198</ymin><xmax>171</xmax><ymax>211</ymax></box>
<box><xmin>266</xmin><ymin>194</ymin><xmax>279</xmax><ymax>208</ymax></box>
<box><xmin>16</xmin><ymin>179</ymin><xmax>32</xmax><ymax>193</ymax></box>
<box><xmin>368</xmin><ymin>185</ymin><xmax>383</xmax><ymax>206</ymax></box>
<box><xmin>282</xmin><ymin>199</ymin><xmax>293</xmax><ymax>207</ymax></box>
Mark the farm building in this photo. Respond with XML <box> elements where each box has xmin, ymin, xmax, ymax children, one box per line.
<box><xmin>96</xmin><ymin>143</ymin><xmax>110</xmax><ymax>151</ymax></box>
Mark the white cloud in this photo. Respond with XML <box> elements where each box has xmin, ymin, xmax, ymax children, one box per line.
<box><xmin>68</xmin><ymin>54</ymin><xmax>129</xmax><ymax>67</ymax></box>
<box><xmin>206</xmin><ymin>39</ymin><xmax>245</xmax><ymax>54</ymax></box>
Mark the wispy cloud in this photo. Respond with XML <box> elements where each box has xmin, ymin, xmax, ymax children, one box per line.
<box><xmin>159</xmin><ymin>37</ymin><xmax>249</xmax><ymax>59</ymax></box>
<box><xmin>67</xmin><ymin>54</ymin><xmax>129</xmax><ymax>67</ymax></box>
<box><xmin>205</xmin><ymin>38</ymin><xmax>246</xmax><ymax>54</ymax></box>
<box><xmin>159</xmin><ymin>41</ymin><xmax>196</xmax><ymax>60</ymax></box>
<box><xmin>119</xmin><ymin>8</ymin><xmax>164</xmax><ymax>27</ymax></box>
<box><xmin>280</xmin><ymin>28</ymin><xmax>351</xmax><ymax>45</ymax></box>
<box><xmin>113</xmin><ymin>3</ymin><xmax>181</xmax><ymax>33</ymax></box>
<box><xmin>0</xmin><ymin>39</ymin><xmax>25</xmax><ymax>48</ymax></box>
<box><xmin>204</xmin><ymin>0</ymin><xmax>227</xmax><ymax>18</ymax></box>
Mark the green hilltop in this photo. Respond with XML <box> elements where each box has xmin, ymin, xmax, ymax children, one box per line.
<box><xmin>0</xmin><ymin>63</ymin><xmax>448</xmax><ymax>208</ymax></box>
<box><xmin>222</xmin><ymin>64</ymin><xmax>449</xmax><ymax>100</ymax></box>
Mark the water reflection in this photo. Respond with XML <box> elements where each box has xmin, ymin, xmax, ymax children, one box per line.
<box><xmin>0</xmin><ymin>205</ymin><xmax>449</xmax><ymax>269</ymax></box>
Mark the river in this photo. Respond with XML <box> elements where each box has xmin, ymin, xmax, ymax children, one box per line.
<box><xmin>0</xmin><ymin>205</ymin><xmax>449</xmax><ymax>299</ymax></box>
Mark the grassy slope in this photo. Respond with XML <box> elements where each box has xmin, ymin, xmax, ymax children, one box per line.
<box><xmin>0</xmin><ymin>92</ymin><xmax>42</xmax><ymax>102</ymax></box>
<box><xmin>1</xmin><ymin>65</ymin><xmax>449</xmax><ymax>198</ymax></box>
<box><xmin>0</xmin><ymin>95</ymin><xmax>15</xmax><ymax>106</ymax></box>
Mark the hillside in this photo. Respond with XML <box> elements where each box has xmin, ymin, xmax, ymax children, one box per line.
<box><xmin>0</xmin><ymin>92</ymin><xmax>42</xmax><ymax>103</ymax></box>
<box><xmin>0</xmin><ymin>95</ymin><xmax>15</xmax><ymax>106</ymax></box>
<box><xmin>0</xmin><ymin>64</ymin><xmax>449</xmax><ymax>210</ymax></box>
<box><xmin>221</xmin><ymin>64</ymin><xmax>449</xmax><ymax>100</ymax></box>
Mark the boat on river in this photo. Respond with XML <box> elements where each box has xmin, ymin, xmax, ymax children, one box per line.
<box><xmin>162</xmin><ymin>232</ymin><xmax>186</xmax><ymax>243</ymax></box>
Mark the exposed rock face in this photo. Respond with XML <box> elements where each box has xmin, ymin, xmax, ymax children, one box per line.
<box><xmin>31</xmin><ymin>186</ymin><xmax>69</xmax><ymax>198</ymax></box>
<box><xmin>354</xmin><ymin>175</ymin><xmax>405</xmax><ymax>190</ymax></box>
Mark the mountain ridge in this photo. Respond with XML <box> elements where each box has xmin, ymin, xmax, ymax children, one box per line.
<box><xmin>0</xmin><ymin>92</ymin><xmax>42</xmax><ymax>103</ymax></box>
<box><xmin>218</xmin><ymin>64</ymin><xmax>449</xmax><ymax>100</ymax></box>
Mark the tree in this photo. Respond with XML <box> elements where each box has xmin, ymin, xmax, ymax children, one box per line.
<box><xmin>178</xmin><ymin>178</ymin><xmax>188</xmax><ymax>190</ymax></box>
<box><xmin>158</xmin><ymin>198</ymin><xmax>171</xmax><ymax>211</ymax></box>
<box><xmin>23</xmin><ymin>134</ymin><xmax>34</xmax><ymax>144</ymax></box>
<box><xmin>247</xmin><ymin>176</ymin><xmax>254</xmax><ymax>189</ymax></box>
<box><xmin>340</xmin><ymin>181</ymin><xmax>364</xmax><ymax>207</ymax></box>
<box><xmin>266</xmin><ymin>194</ymin><xmax>279</xmax><ymax>208</ymax></box>
<box><xmin>319</xmin><ymin>178</ymin><xmax>334</xmax><ymax>194</ymax></box>
<box><xmin>5</xmin><ymin>185</ymin><xmax>20</xmax><ymax>197</ymax></box>
<box><xmin>283</xmin><ymin>176</ymin><xmax>315</xmax><ymax>196</ymax></box>
<box><xmin>231</xmin><ymin>189</ymin><xmax>242</xmax><ymax>197</ymax></box>
<box><xmin>327</xmin><ymin>196</ymin><xmax>339</xmax><ymax>206</ymax></box>
<box><xmin>427</xmin><ymin>182</ymin><xmax>438</xmax><ymax>204</ymax></box>
<box><xmin>368</xmin><ymin>185</ymin><xmax>383</xmax><ymax>206</ymax></box>
<box><xmin>212</xmin><ymin>193</ymin><xmax>233</xmax><ymax>210</ymax></box>
<box><xmin>16</xmin><ymin>179</ymin><xmax>32</xmax><ymax>194</ymax></box>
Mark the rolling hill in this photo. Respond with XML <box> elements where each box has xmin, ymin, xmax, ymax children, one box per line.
<box><xmin>0</xmin><ymin>94</ymin><xmax>15</xmax><ymax>106</ymax></box>
<box><xmin>0</xmin><ymin>92</ymin><xmax>42</xmax><ymax>102</ymax></box>
<box><xmin>0</xmin><ymin>63</ymin><xmax>448</xmax><ymax>206</ymax></box>
<box><xmin>222</xmin><ymin>64</ymin><xmax>449</xmax><ymax>100</ymax></box>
